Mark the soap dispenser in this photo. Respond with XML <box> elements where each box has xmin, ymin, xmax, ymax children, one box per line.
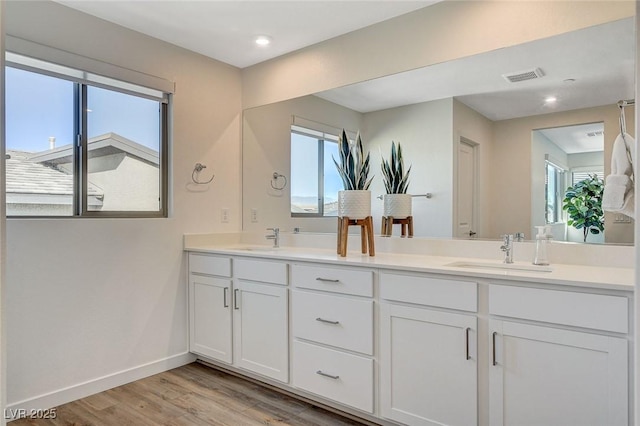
<box><xmin>533</xmin><ymin>225</ymin><xmax>551</xmax><ymax>266</ymax></box>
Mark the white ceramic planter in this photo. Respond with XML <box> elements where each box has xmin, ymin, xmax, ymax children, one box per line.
<box><xmin>338</xmin><ymin>190</ymin><xmax>371</xmax><ymax>219</ymax></box>
<box><xmin>383</xmin><ymin>193</ymin><xmax>412</xmax><ymax>219</ymax></box>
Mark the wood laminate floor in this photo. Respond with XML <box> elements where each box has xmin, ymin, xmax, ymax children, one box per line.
<box><xmin>11</xmin><ymin>362</ymin><xmax>367</xmax><ymax>426</ymax></box>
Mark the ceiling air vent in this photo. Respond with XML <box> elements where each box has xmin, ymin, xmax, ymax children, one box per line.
<box><xmin>587</xmin><ymin>131</ymin><xmax>604</xmax><ymax>137</ymax></box>
<box><xmin>502</xmin><ymin>68</ymin><xmax>545</xmax><ymax>83</ymax></box>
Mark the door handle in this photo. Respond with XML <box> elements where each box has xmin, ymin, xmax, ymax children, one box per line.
<box><xmin>469</xmin><ymin>231</ymin><xmax>477</xmax><ymax>236</ymax></box>
<box><xmin>234</xmin><ymin>289</ymin><xmax>239</xmax><ymax>310</ymax></box>
<box><xmin>465</xmin><ymin>327</ymin><xmax>471</xmax><ymax>360</ymax></box>
<box><xmin>316</xmin><ymin>317</ymin><xmax>340</xmax><ymax>325</ymax></box>
<box><xmin>223</xmin><ymin>287</ymin><xmax>229</xmax><ymax>308</ymax></box>
<box><xmin>315</xmin><ymin>277</ymin><xmax>340</xmax><ymax>283</ymax></box>
<box><xmin>492</xmin><ymin>331</ymin><xmax>498</xmax><ymax>366</ymax></box>
<box><xmin>316</xmin><ymin>370</ymin><xmax>339</xmax><ymax>380</ymax></box>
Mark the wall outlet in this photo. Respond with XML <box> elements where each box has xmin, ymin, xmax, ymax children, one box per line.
<box><xmin>221</xmin><ymin>208</ymin><xmax>229</xmax><ymax>223</ymax></box>
<box><xmin>251</xmin><ymin>208</ymin><xmax>258</xmax><ymax>223</ymax></box>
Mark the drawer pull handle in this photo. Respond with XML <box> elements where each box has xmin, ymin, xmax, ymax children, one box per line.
<box><xmin>315</xmin><ymin>277</ymin><xmax>340</xmax><ymax>283</ymax></box>
<box><xmin>223</xmin><ymin>287</ymin><xmax>229</xmax><ymax>308</ymax></box>
<box><xmin>492</xmin><ymin>331</ymin><xmax>497</xmax><ymax>366</ymax></box>
<box><xmin>465</xmin><ymin>327</ymin><xmax>470</xmax><ymax>360</ymax></box>
<box><xmin>315</xmin><ymin>317</ymin><xmax>340</xmax><ymax>325</ymax></box>
<box><xmin>316</xmin><ymin>370</ymin><xmax>339</xmax><ymax>380</ymax></box>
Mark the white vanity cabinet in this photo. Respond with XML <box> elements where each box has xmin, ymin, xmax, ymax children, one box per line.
<box><xmin>188</xmin><ymin>253</ymin><xmax>289</xmax><ymax>383</ymax></box>
<box><xmin>379</xmin><ymin>272</ymin><xmax>479</xmax><ymax>426</ymax></box>
<box><xmin>488</xmin><ymin>284</ymin><xmax>629</xmax><ymax>426</ymax></box>
<box><xmin>233</xmin><ymin>258</ymin><xmax>289</xmax><ymax>383</ymax></box>
<box><xmin>290</xmin><ymin>263</ymin><xmax>375</xmax><ymax>413</ymax></box>
<box><xmin>189</xmin><ymin>253</ymin><xmax>232</xmax><ymax>363</ymax></box>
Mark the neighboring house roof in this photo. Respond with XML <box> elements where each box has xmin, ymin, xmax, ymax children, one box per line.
<box><xmin>29</xmin><ymin>132</ymin><xmax>160</xmax><ymax>166</ymax></box>
<box><xmin>6</xmin><ymin>150</ymin><xmax>103</xmax><ymax>197</ymax></box>
<box><xmin>6</xmin><ymin>132</ymin><xmax>158</xmax><ymax>207</ymax></box>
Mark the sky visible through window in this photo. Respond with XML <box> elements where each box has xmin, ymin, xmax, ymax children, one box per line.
<box><xmin>6</xmin><ymin>66</ymin><xmax>159</xmax><ymax>153</ymax></box>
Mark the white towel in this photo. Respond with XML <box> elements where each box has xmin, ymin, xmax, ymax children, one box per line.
<box><xmin>603</xmin><ymin>132</ymin><xmax>635</xmax><ymax>218</ymax></box>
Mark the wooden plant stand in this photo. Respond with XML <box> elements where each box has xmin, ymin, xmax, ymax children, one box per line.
<box><xmin>337</xmin><ymin>216</ymin><xmax>375</xmax><ymax>257</ymax></box>
<box><xmin>381</xmin><ymin>216</ymin><xmax>414</xmax><ymax>238</ymax></box>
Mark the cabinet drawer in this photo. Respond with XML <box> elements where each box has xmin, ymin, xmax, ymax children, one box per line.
<box><xmin>189</xmin><ymin>253</ymin><xmax>231</xmax><ymax>277</ymax></box>
<box><xmin>292</xmin><ymin>290</ymin><xmax>373</xmax><ymax>355</ymax></box>
<box><xmin>380</xmin><ymin>272</ymin><xmax>477</xmax><ymax>312</ymax></box>
<box><xmin>291</xmin><ymin>264</ymin><xmax>373</xmax><ymax>297</ymax></box>
<box><xmin>292</xmin><ymin>340</ymin><xmax>373</xmax><ymax>413</ymax></box>
<box><xmin>234</xmin><ymin>258</ymin><xmax>287</xmax><ymax>285</ymax></box>
<box><xmin>489</xmin><ymin>285</ymin><xmax>628</xmax><ymax>333</ymax></box>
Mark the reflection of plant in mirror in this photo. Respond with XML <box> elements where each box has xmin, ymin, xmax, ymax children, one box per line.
<box><xmin>562</xmin><ymin>174</ymin><xmax>604</xmax><ymax>242</ymax></box>
<box><xmin>381</xmin><ymin>142</ymin><xmax>411</xmax><ymax>194</ymax></box>
<box><xmin>333</xmin><ymin>129</ymin><xmax>373</xmax><ymax>190</ymax></box>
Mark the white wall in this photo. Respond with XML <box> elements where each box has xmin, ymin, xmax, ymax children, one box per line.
<box><xmin>5</xmin><ymin>0</ymin><xmax>242</xmax><ymax>410</ymax></box>
<box><xmin>364</xmin><ymin>99</ymin><xmax>454</xmax><ymax>237</ymax></box>
<box><xmin>243</xmin><ymin>95</ymin><xmax>362</xmax><ymax>234</ymax></box>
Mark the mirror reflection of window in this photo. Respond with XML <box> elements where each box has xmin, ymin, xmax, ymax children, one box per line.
<box><xmin>545</xmin><ymin>160</ymin><xmax>565</xmax><ymax>224</ymax></box>
<box><xmin>290</xmin><ymin>125</ymin><xmax>341</xmax><ymax>217</ymax></box>
<box><xmin>534</xmin><ymin>123</ymin><xmax>605</xmax><ymax>242</ymax></box>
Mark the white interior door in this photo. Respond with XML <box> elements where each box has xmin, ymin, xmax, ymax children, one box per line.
<box><xmin>457</xmin><ymin>138</ymin><xmax>478</xmax><ymax>238</ymax></box>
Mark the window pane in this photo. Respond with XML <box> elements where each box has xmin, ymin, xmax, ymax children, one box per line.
<box><xmin>86</xmin><ymin>86</ymin><xmax>161</xmax><ymax>212</ymax></box>
<box><xmin>5</xmin><ymin>67</ymin><xmax>75</xmax><ymax>216</ymax></box>
<box><xmin>291</xmin><ymin>133</ymin><xmax>319</xmax><ymax>214</ymax></box>
<box><xmin>323</xmin><ymin>140</ymin><xmax>340</xmax><ymax>216</ymax></box>
<box><xmin>545</xmin><ymin>163</ymin><xmax>557</xmax><ymax>223</ymax></box>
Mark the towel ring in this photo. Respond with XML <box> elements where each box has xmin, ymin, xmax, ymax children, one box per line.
<box><xmin>271</xmin><ymin>172</ymin><xmax>287</xmax><ymax>190</ymax></box>
<box><xmin>192</xmin><ymin>163</ymin><xmax>215</xmax><ymax>185</ymax></box>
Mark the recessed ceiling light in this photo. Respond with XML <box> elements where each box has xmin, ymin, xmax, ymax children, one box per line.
<box><xmin>255</xmin><ymin>35</ymin><xmax>272</xmax><ymax>46</ymax></box>
<box><xmin>545</xmin><ymin>96</ymin><xmax>557</xmax><ymax>104</ymax></box>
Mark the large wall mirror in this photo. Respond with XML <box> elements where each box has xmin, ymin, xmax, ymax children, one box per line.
<box><xmin>242</xmin><ymin>17</ymin><xmax>635</xmax><ymax>245</ymax></box>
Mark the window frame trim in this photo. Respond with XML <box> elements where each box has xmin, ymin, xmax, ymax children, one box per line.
<box><xmin>5</xmin><ymin>63</ymin><xmax>170</xmax><ymax>219</ymax></box>
<box><xmin>290</xmin><ymin>128</ymin><xmax>339</xmax><ymax>218</ymax></box>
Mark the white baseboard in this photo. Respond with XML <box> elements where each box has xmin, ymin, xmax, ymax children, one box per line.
<box><xmin>5</xmin><ymin>352</ymin><xmax>196</xmax><ymax>421</ymax></box>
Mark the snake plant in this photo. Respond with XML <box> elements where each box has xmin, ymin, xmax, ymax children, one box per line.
<box><xmin>381</xmin><ymin>141</ymin><xmax>411</xmax><ymax>194</ymax></box>
<box><xmin>333</xmin><ymin>129</ymin><xmax>373</xmax><ymax>190</ymax></box>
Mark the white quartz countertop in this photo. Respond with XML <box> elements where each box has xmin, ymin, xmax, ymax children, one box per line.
<box><xmin>184</xmin><ymin>242</ymin><xmax>634</xmax><ymax>292</ymax></box>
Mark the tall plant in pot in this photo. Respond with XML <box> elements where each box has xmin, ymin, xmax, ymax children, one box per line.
<box><xmin>333</xmin><ymin>129</ymin><xmax>373</xmax><ymax>219</ymax></box>
<box><xmin>381</xmin><ymin>141</ymin><xmax>412</xmax><ymax>219</ymax></box>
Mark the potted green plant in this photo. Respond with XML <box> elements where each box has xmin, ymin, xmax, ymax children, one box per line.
<box><xmin>381</xmin><ymin>141</ymin><xmax>412</xmax><ymax>219</ymax></box>
<box><xmin>333</xmin><ymin>129</ymin><xmax>373</xmax><ymax>219</ymax></box>
<box><xmin>562</xmin><ymin>174</ymin><xmax>604</xmax><ymax>242</ymax></box>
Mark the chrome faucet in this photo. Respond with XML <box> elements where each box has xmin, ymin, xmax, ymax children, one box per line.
<box><xmin>266</xmin><ymin>227</ymin><xmax>280</xmax><ymax>248</ymax></box>
<box><xmin>500</xmin><ymin>234</ymin><xmax>514</xmax><ymax>264</ymax></box>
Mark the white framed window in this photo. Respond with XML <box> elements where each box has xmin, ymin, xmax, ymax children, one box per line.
<box><xmin>545</xmin><ymin>159</ymin><xmax>565</xmax><ymax>224</ymax></box>
<box><xmin>290</xmin><ymin>125</ymin><xmax>343</xmax><ymax>217</ymax></box>
<box><xmin>5</xmin><ymin>52</ymin><xmax>170</xmax><ymax>218</ymax></box>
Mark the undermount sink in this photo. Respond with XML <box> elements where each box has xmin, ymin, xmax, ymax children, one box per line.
<box><xmin>445</xmin><ymin>261</ymin><xmax>553</xmax><ymax>273</ymax></box>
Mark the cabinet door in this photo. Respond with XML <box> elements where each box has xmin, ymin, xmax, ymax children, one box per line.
<box><xmin>233</xmin><ymin>280</ymin><xmax>289</xmax><ymax>382</ymax></box>
<box><xmin>189</xmin><ymin>274</ymin><xmax>232</xmax><ymax>363</ymax></box>
<box><xmin>489</xmin><ymin>320</ymin><xmax>628</xmax><ymax>426</ymax></box>
<box><xmin>380</xmin><ymin>303</ymin><xmax>477</xmax><ymax>426</ymax></box>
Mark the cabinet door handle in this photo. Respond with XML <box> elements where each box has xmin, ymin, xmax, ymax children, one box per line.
<box><xmin>223</xmin><ymin>287</ymin><xmax>229</xmax><ymax>308</ymax></box>
<box><xmin>316</xmin><ymin>370</ymin><xmax>339</xmax><ymax>380</ymax></box>
<box><xmin>465</xmin><ymin>327</ymin><xmax>471</xmax><ymax>360</ymax></box>
<box><xmin>316</xmin><ymin>317</ymin><xmax>340</xmax><ymax>325</ymax></box>
<box><xmin>234</xmin><ymin>289</ymin><xmax>239</xmax><ymax>310</ymax></box>
<box><xmin>492</xmin><ymin>331</ymin><xmax>498</xmax><ymax>366</ymax></box>
<box><xmin>315</xmin><ymin>277</ymin><xmax>340</xmax><ymax>283</ymax></box>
